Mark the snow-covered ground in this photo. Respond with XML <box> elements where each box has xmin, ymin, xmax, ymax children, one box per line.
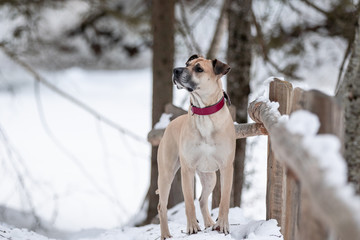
<box><xmin>0</xmin><ymin>201</ymin><xmax>283</xmax><ymax>240</ymax></box>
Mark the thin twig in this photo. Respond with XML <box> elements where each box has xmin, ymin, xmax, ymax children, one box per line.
<box><xmin>176</xmin><ymin>21</ymin><xmax>196</xmax><ymax>56</ymax></box>
<box><xmin>33</xmin><ymin>81</ymin><xmax>129</xmax><ymax>217</ymax></box>
<box><xmin>300</xmin><ymin>0</ymin><xmax>329</xmax><ymax>16</ymax></box>
<box><xmin>250</xmin><ymin>10</ymin><xmax>302</xmax><ymax>80</ymax></box>
<box><xmin>206</xmin><ymin>0</ymin><xmax>230</xmax><ymax>59</ymax></box>
<box><xmin>0</xmin><ymin>124</ymin><xmax>44</xmax><ymax>231</ymax></box>
<box><xmin>335</xmin><ymin>40</ymin><xmax>352</xmax><ymax>93</ymax></box>
<box><xmin>179</xmin><ymin>0</ymin><xmax>202</xmax><ymax>54</ymax></box>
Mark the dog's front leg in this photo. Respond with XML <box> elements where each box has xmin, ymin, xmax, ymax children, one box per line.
<box><xmin>181</xmin><ymin>163</ymin><xmax>201</xmax><ymax>234</ymax></box>
<box><xmin>213</xmin><ymin>163</ymin><xmax>233</xmax><ymax>234</ymax></box>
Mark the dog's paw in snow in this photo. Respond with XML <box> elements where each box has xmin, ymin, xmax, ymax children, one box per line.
<box><xmin>186</xmin><ymin>218</ymin><xmax>201</xmax><ymax>235</ymax></box>
<box><xmin>161</xmin><ymin>232</ymin><xmax>172</xmax><ymax>240</ymax></box>
<box><xmin>212</xmin><ymin>218</ymin><xmax>230</xmax><ymax>235</ymax></box>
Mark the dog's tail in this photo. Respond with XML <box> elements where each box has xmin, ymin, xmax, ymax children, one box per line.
<box><xmin>155</xmin><ymin>189</ymin><xmax>159</xmax><ymax>195</ymax></box>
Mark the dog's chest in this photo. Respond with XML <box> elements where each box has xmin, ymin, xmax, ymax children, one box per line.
<box><xmin>180</xmin><ymin>136</ymin><xmax>227</xmax><ymax>172</ymax></box>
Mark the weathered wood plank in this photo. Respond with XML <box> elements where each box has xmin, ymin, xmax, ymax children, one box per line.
<box><xmin>266</xmin><ymin>79</ymin><xmax>293</xmax><ymax>231</ymax></box>
<box><xmin>284</xmin><ymin>169</ymin><xmax>300</xmax><ymax>240</ymax></box>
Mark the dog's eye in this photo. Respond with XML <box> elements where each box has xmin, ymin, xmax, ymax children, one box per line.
<box><xmin>195</xmin><ymin>66</ymin><xmax>203</xmax><ymax>73</ymax></box>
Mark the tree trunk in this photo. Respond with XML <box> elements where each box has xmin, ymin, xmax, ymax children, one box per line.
<box><xmin>144</xmin><ymin>0</ymin><xmax>179</xmax><ymax>224</ymax></box>
<box><xmin>225</xmin><ymin>0</ymin><xmax>252</xmax><ymax>207</ymax></box>
<box><xmin>336</xmin><ymin>16</ymin><xmax>360</xmax><ymax>194</ymax></box>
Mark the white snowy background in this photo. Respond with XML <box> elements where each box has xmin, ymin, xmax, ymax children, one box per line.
<box><xmin>0</xmin><ymin>1</ymin><xmax>347</xmax><ymax>239</ymax></box>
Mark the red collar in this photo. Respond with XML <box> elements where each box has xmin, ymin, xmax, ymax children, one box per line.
<box><xmin>191</xmin><ymin>96</ymin><xmax>225</xmax><ymax>116</ymax></box>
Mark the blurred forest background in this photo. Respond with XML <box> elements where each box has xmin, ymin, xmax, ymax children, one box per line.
<box><xmin>0</xmin><ymin>0</ymin><xmax>359</xmax><ymax>238</ymax></box>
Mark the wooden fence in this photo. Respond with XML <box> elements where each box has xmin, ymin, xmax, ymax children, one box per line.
<box><xmin>147</xmin><ymin>78</ymin><xmax>360</xmax><ymax>240</ymax></box>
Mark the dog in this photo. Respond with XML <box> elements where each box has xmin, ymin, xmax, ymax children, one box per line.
<box><xmin>157</xmin><ymin>54</ymin><xmax>236</xmax><ymax>239</ymax></box>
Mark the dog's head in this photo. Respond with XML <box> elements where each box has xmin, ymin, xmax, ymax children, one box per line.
<box><xmin>172</xmin><ymin>54</ymin><xmax>231</xmax><ymax>93</ymax></box>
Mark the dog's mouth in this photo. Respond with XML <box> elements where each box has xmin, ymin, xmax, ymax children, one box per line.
<box><xmin>172</xmin><ymin>77</ymin><xmax>184</xmax><ymax>89</ymax></box>
<box><xmin>173</xmin><ymin>77</ymin><xmax>194</xmax><ymax>92</ymax></box>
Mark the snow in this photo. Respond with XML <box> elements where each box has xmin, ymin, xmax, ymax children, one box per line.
<box><xmin>283</xmin><ymin>110</ymin><xmax>360</xmax><ymax>224</ymax></box>
<box><xmin>0</xmin><ymin>224</ymin><xmax>54</xmax><ymax>240</ymax></box>
<box><xmin>154</xmin><ymin>113</ymin><xmax>173</xmax><ymax>130</ymax></box>
<box><xmin>0</xmin><ymin>201</ymin><xmax>282</xmax><ymax>240</ymax></box>
<box><xmin>285</xmin><ymin>110</ymin><xmax>345</xmax><ymax>186</ymax></box>
<box><xmin>285</xmin><ymin>110</ymin><xmax>320</xmax><ymax>136</ymax></box>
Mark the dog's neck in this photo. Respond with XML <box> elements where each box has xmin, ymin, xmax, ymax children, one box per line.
<box><xmin>189</xmin><ymin>89</ymin><xmax>224</xmax><ymax>109</ymax></box>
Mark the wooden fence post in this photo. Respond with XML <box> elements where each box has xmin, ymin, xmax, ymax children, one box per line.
<box><xmin>291</xmin><ymin>88</ymin><xmax>344</xmax><ymax>240</ymax></box>
<box><xmin>248</xmin><ymin>94</ymin><xmax>360</xmax><ymax>240</ymax></box>
<box><xmin>267</xmin><ymin>79</ymin><xmax>293</xmax><ymax>231</ymax></box>
<box><xmin>284</xmin><ymin>169</ymin><xmax>300</xmax><ymax>240</ymax></box>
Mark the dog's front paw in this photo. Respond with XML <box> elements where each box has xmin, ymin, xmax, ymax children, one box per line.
<box><xmin>187</xmin><ymin>219</ymin><xmax>201</xmax><ymax>234</ymax></box>
<box><xmin>161</xmin><ymin>232</ymin><xmax>172</xmax><ymax>240</ymax></box>
<box><xmin>212</xmin><ymin>218</ymin><xmax>230</xmax><ymax>235</ymax></box>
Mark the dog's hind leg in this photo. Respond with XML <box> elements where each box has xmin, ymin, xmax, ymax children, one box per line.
<box><xmin>198</xmin><ymin>171</ymin><xmax>216</xmax><ymax>228</ymax></box>
<box><xmin>157</xmin><ymin>142</ymin><xmax>180</xmax><ymax>239</ymax></box>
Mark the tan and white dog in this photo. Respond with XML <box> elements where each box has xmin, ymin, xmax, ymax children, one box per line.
<box><xmin>157</xmin><ymin>55</ymin><xmax>236</xmax><ymax>239</ymax></box>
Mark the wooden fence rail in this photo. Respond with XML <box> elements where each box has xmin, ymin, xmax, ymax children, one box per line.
<box><xmin>147</xmin><ymin>104</ymin><xmax>268</xmax><ymax>145</ymax></box>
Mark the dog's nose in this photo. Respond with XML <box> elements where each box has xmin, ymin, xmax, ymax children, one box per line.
<box><xmin>173</xmin><ymin>68</ymin><xmax>183</xmax><ymax>77</ymax></box>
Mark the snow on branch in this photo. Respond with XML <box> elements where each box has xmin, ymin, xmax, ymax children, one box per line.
<box><xmin>248</xmin><ymin>98</ymin><xmax>360</xmax><ymax>239</ymax></box>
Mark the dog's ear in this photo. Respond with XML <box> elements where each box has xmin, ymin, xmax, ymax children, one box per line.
<box><xmin>212</xmin><ymin>59</ymin><xmax>231</xmax><ymax>75</ymax></box>
<box><xmin>186</xmin><ymin>54</ymin><xmax>199</xmax><ymax>66</ymax></box>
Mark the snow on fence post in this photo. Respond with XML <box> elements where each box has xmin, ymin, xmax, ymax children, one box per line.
<box><xmin>291</xmin><ymin>88</ymin><xmax>344</xmax><ymax>240</ymax></box>
<box><xmin>248</xmin><ymin>93</ymin><xmax>360</xmax><ymax>240</ymax></box>
<box><xmin>266</xmin><ymin>79</ymin><xmax>293</xmax><ymax>230</ymax></box>
<box><xmin>290</xmin><ymin>88</ymin><xmax>327</xmax><ymax>240</ymax></box>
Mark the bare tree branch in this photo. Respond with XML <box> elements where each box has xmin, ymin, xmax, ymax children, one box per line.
<box><xmin>335</xmin><ymin>39</ymin><xmax>352</xmax><ymax>93</ymax></box>
<box><xmin>250</xmin><ymin>10</ymin><xmax>302</xmax><ymax>80</ymax></box>
<box><xmin>206</xmin><ymin>0</ymin><xmax>230</xmax><ymax>59</ymax></box>
<box><xmin>179</xmin><ymin>0</ymin><xmax>202</xmax><ymax>54</ymax></box>
<box><xmin>0</xmin><ymin>43</ymin><xmax>147</xmax><ymax>144</ymax></box>
<box><xmin>300</xmin><ymin>0</ymin><xmax>329</xmax><ymax>16</ymax></box>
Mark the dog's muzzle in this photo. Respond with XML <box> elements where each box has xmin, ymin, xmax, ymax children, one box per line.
<box><xmin>172</xmin><ymin>67</ymin><xmax>196</xmax><ymax>92</ymax></box>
